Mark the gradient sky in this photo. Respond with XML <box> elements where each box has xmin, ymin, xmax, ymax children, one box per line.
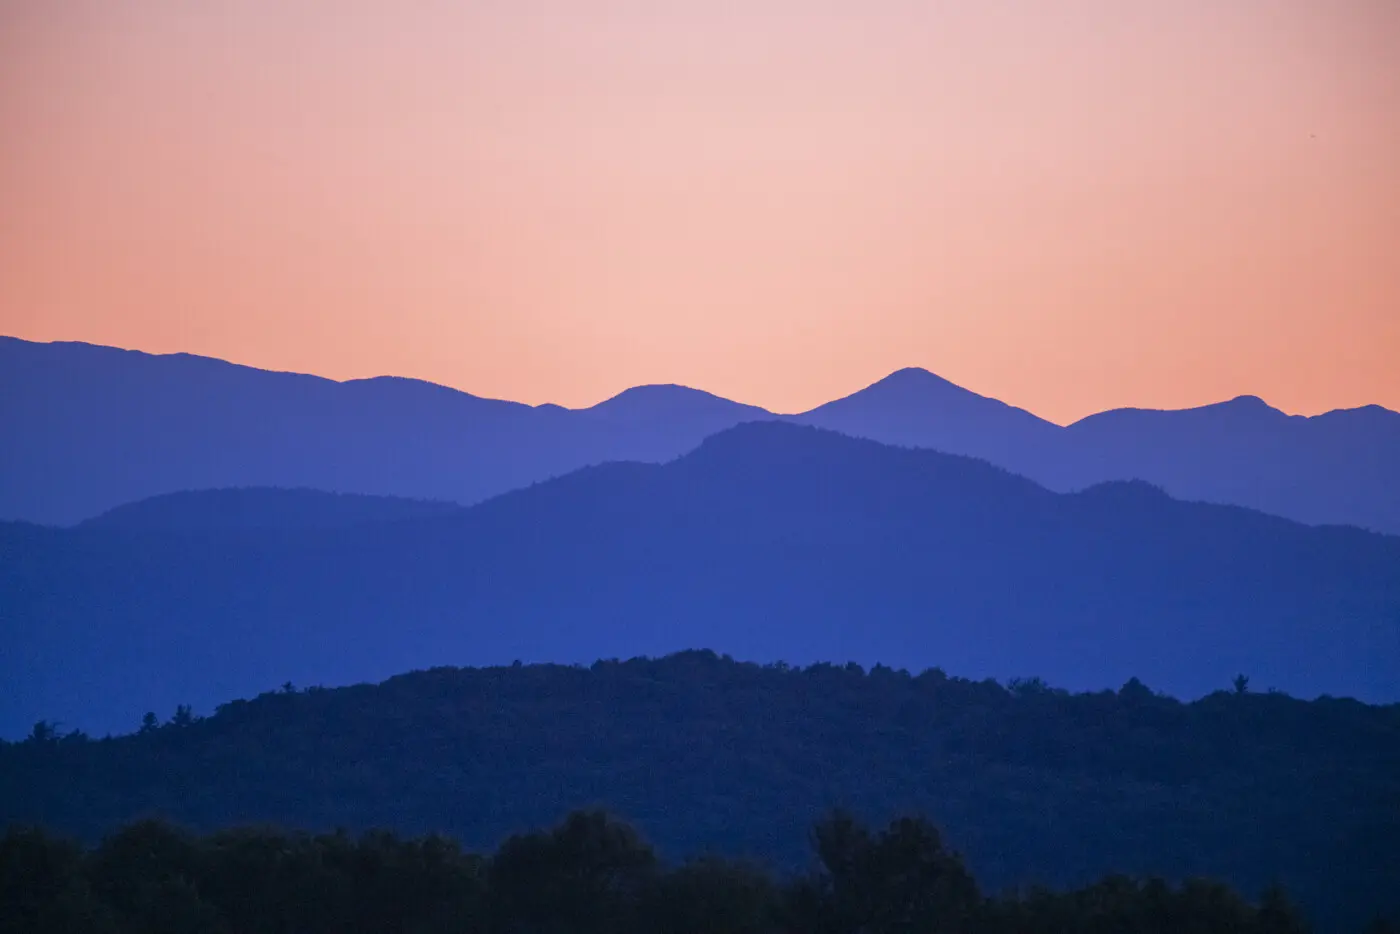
<box><xmin>2</xmin><ymin>1</ymin><xmax>1397</xmax><ymax>422</ymax></box>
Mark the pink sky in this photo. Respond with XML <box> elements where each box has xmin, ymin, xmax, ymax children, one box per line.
<box><xmin>2</xmin><ymin>0</ymin><xmax>1397</xmax><ymax>422</ymax></box>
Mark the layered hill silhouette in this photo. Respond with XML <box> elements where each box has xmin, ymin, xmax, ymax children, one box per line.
<box><xmin>4</xmin><ymin>653</ymin><xmax>1398</xmax><ymax>932</ymax></box>
<box><xmin>5</xmin><ymin>335</ymin><xmax>1399</xmax><ymax>533</ymax></box>
<box><xmin>791</xmin><ymin>366</ymin><xmax>1062</xmax><ymax>470</ymax></box>
<box><xmin>4</xmin><ymin>421</ymin><xmax>1397</xmax><ymax>737</ymax></box>
<box><xmin>793</xmin><ymin>367</ymin><xmax>1400</xmax><ymax>533</ymax></box>
<box><xmin>80</xmin><ymin>487</ymin><xmax>463</xmax><ymax>532</ymax></box>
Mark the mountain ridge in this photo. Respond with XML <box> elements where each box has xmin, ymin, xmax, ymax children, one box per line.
<box><xmin>4</xmin><ymin>420</ymin><xmax>1397</xmax><ymax>740</ymax></box>
<box><xmin>4</xmin><ymin>335</ymin><xmax>1398</xmax><ymax>533</ymax></box>
<box><xmin>79</xmin><ymin>487</ymin><xmax>464</xmax><ymax>532</ymax></box>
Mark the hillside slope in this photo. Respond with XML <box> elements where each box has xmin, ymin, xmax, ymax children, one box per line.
<box><xmin>4</xmin><ymin>422</ymin><xmax>1397</xmax><ymax>737</ymax></box>
<box><xmin>4</xmin><ymin>653</ymin><xmax>1396</xmax><ymax>932</ymax></box>
<box><xmin>79</xmin><ymin>488</ymin><xmax>464</xmax><ymax>532</ymax></box>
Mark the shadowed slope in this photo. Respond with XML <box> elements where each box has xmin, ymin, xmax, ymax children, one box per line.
<box><xmin>3</xmin><ymin>422</ymin><xmax>1396</xmax><ymax>738</ymax></box>
<box><xmin>80</xmin><ymin>488</ymin><xmax>464</xmax><ymax>532</ymax></box>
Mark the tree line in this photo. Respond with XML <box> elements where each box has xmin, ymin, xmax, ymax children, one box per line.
<box><xmin>4</xmin><ymin>652</ymin><xmax>1398</xmax><ymax>931</ymax></box>
<box><xmin>9</xmin><ymin>808</ymin><xmax>1391</xmax><ymax>934</ymax></box>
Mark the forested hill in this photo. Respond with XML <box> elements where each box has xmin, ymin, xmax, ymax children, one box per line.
<box><xmin>4</xmin><ymin>652</ymin><xmax>1398</xmax><ymax>932</ymax></box>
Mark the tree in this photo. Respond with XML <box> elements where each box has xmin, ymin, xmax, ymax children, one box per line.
<box><xmin>0</xmin><ymin>811</ymin><xmax>1349</xmax><ymax>934</ymax></box>
<box><xmin>1009</xmin><ymin>676</ymin><xmax>1050</xmax><ymax>697</ymax></box>
<box><xmin>86</xmin><ymin>820</ymin><xmax>221</xmax><ymax>934</ymax></box>
<box><xmin>60</xmin><ymin>728</ymin><xmax>90</xmax><ymax>747</ymax></box>
<box><xmin>1256</xmin><ymin>883</ymin><xmax>1310</xmax><ymax>934</ymax></box>
<box><xmin>645</xmin><ymin>858</ymin><xmax>778</xmax><ymax>934</ymax></box>
<box><xmin>1233</xmin><ymin>674</ymin><xmax>1251</xmax><ymax>695</ymax></box>
<box><xmin>168</xmin><ymin>705</ymin><xmax>196</xmax><ymax>728</ymax></box>
<box><xmin>488</xmin><ymin>810</ymin><xmax>657</xmax><ymax>934</ymax></box>
<box><xmin>1119</xmin><ymin>677</ymin><xmax>1156</xmax><ymax>702</ymax></box>
<box><xmin>25</xmin><ymin>721</ymin><xmax>59</xmax><ymax>746</ymax></box>
<box><xmin>138</xmin><ymin>712</ymin><xmax>159</xmax><ymax>734</ymax></box>
<box><xmin>799</xmin><ymin>812</ymin><xmax>980</xmax><ymax>934</ymax></box>
<box><xmin>0</xmin><ymin>826</ymin><xmax>115</xmax><ymax>934</ymax></box>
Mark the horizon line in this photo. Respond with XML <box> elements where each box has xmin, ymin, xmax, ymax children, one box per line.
<box><xmin>5</xmin><ymin>333</ymin><xmax>1394</xmax><ymax>425</ymax></box>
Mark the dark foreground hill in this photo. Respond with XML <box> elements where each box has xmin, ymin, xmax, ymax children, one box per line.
<box><xmin>6</xmin><ymin>335</ymin><xmax>1400</xmax><ymax>533</ymax></box>
<box><xmin>3</xmin><ymin>652</ymin><xmax>1397</xmax><ymax>931</ymax></box>
<box><xmin>4</xmin><ymin>422</ymin><xmax>1399</xmax><ymax>736</ymax></box>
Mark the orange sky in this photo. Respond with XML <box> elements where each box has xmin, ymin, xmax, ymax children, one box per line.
<box><xmin>2</xmin><ymin>1</ymin><xmax>1397</xmax><ymax>422</ymax></box>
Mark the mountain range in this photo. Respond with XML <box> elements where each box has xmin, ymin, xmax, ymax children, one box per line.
<box><xmin>4</xmin><ymin>335</ymin><xmax>1399</xmax><ymax>533</ymax></box>
<box><xmin>4</xmin><ymin>421</ymin><xmax>1397</xmax><ymax>737</ymax></box>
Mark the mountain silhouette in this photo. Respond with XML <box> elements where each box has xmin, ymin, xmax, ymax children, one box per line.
<box><xmin>793</xmin><ymin>366</ymin><xmax>1061</xmax><ymax>467</ymax></box>
<box><xmin>795</xmin><ymin>369</ymin><xmax>1400</xmax><ymax>533</ymax></box>
<box><xmin>0</xmin><ymin>336</ymin><xmax>768</xmax><ymax>525</ymax></box>
<box><xmin>80</xmin><ymin>488</ymin><xmax>463</xmax><ymax>532</ymax></box>
<box><xmin>575</xmin><ymin>383</ymin><xmax>773</xmax><ymax>462</ymax></box>
<box><xmin>584</xmin><ymin>383</ymin><xmax>767</xmax><ymax>422</ymax></box>
<box><xmin>1050</xmin><ymin>395</ymin><xmax>1400</xmax><ymax>531</ymax></box>
<box><xmin>3</xmin><ymin>421</ymin><xmax>1396</xmax><ymax>737</ymax></box>
<box><xmin>5</xmin><ymin>335</ymin><xmax>1398</xmax><ymax>532</ymax></box>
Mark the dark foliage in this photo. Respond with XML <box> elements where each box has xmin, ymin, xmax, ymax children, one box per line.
<box><xmin>2</xmin><ymin>652</ymin><xmax>1397</xmax><ymax>931</ymax></box>
<box><xmin>1</xmin><ymin>809</ymin><xmax>1350</xmax><ymax>934</ymax></box>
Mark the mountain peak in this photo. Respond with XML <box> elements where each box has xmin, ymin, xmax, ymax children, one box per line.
<box><xmin>1197</xmin><ymin>394</ymin><xmax>1289</xmax><ymax>420</ymax></box>
<box><xmin>583</xmin><ymin>384</ymin><xmax>769</xmax><ymax>420</ymax></box>
<box><xmin>1071</xmin><ymin>394</ymin><xmax>1288</xmax><ymax>427</ymax></box>
<box><xmin>864</xmin><ymin>367</ymin><xmax>966</xmax><ymax>395</ymax></box>
<box><xmin>794</xmin><ymin>366</ymin><xmax>1060</xmax><ymax>458</ymax></box>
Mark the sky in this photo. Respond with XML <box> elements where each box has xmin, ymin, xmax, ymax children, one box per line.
<box><xmin>1</xmin><ymin>1</ymin><xmax>1397</xmax><ymax>423</ymax></box>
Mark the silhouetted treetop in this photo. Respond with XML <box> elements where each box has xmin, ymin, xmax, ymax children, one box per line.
<box><xmin>2</xmin><ymin>652</ymin><xmax>1397</xmax><ymax>930</ymax></box>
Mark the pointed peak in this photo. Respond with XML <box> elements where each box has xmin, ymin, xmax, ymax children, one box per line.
<box><xmin>832</xmin><ymin>367</ymin><xmax>978</xmax><ymax>405</ymax></box>
<box><xmin>871</xmin><ymin>367</ymin><xmax>962</xmax><ymax>390</ymax></box>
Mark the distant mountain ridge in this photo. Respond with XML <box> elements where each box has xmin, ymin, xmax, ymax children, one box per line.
<box><xmin>3</xmin><ymin>335</ymin><xmax>1398</xmax><ymax>533</ymax></box>
<box><xmin>80</xmin><ymin>488</ymin><xmax>463</xmax><ymax>532</ymax></box>
<box><xmin>3</xmin><ymin>421</ymin><xmax>1396</xmax><ymax>738</ymax></box>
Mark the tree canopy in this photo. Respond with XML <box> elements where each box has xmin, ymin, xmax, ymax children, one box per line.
<box><xmin>3</xmin><ymin>652</ymin><xmax>1397</xmax><ymax>931</ymax></box>
<box><xmin>2</xmin><ymin>810</ymin><xmax>1356</xmax><ymax>934</ymax></box>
